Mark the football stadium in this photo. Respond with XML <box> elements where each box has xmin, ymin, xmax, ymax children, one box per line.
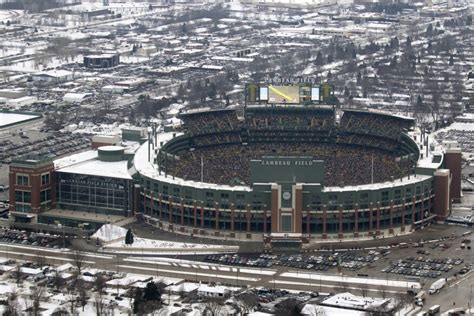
<box><xmin>134</xmin><ymin>104</ymin><xmax>461</xmax><ymax>247</ymax></box>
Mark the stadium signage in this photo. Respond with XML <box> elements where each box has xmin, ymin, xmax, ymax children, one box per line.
<box><xmin>263</xmin><ymin>77</ymin><xmax>318</xmax><ymax>84</ymax></box>
<box><xmin>261</xmin><ymin>160</ymin><xmax>313</xmax><ymax>166</ymax></box>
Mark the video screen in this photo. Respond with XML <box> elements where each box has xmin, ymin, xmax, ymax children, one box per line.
<box><xmin>268</xmin><ymin>85</ymin><xmax>300</xmax><ymax>104</ymax></box>
<box><xmin>259</xmin><ymin>87</ymin><xmax>268</xmax><ymax>101</ymax></box>
<box><xmin>311</xmin><ymin>87</ymin><xmax>320</xmax><ymax>101</ymax></box>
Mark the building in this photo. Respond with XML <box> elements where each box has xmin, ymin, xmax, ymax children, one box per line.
<box><xmin>83</xmin><ymin>53</ymin><xmax>120</xmax><ymax>68</ymax></box>
<box><xmin>134</xmin><ymin>106</ymin><xmax>461</xmax><ymax>247</ymax></box>
<box><xmin>8</xmin><ymin>107</ymin><xmax>462</xmax><ymax>246</ymax></box>
<box><xmin>8</xmin><ymin>157</ymin><xmax>56</xmax><ymax>223</ymax></box>
<box><xmin>31</xmin><ymin>70</ymin><xmax>74</xmax><ymax>84</ymax></box>
<box><xmin>9</xmin><ymin>146</ymin><xmax>138</xmax><ymax>229</ymax></box>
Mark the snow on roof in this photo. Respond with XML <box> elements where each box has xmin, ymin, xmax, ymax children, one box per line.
<box><xmin>33</xmin><ymin>70</ymin><xmax>73</xmax><ymax>78</ymax></box>
<box><xmin>301</xmin><ymin>304</ymin><xmax>365</xmax><ymax>316</ymax></box>
<box><xmin>322</xmin><ymin>292</ymin><xmax>393</xmax><ymax>311</ymax></box>
<box><xmin>20</xmin><ymin>267</ymin><xmax>42</xmax><ymax>275</ymax></box>
<box><xmin>0</xmin><ymin>112</ymin><xmax>41</xmax><ymax>127</ymax></box>
<box><xmin>198</xmin><ymin>284</ymin><xmax>231</xmax><ymax>294</ymax></box>
<box><xmin>92</xmin><ymin>224</ymin><xmax>127</xmax><ymax>242</ymax></box>
<box><xmin>166</xmin><ymin>282</ymin><xmax>199</xmax><ymax>293</ymax></box>
<box><xmin>56</xmin><ymin>263</ymin><xmax>74</xmax><ymax>272</ymax></box>
<box><xmin>63</xmin><ymin>93</ymin><xmax>90</xmax><ymax>102</ymax></box>
<box><xmin>55</xmin><ymin>149</ymin><xmax>132</xmax><ymax>180</ymax></box>
<box><xmin>54</xmin><ymin>150</ymin><xmax>98</xmax><ymax>169</ymax></box>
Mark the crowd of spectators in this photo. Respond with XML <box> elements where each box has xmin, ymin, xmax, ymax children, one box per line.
<box><xmin>162</xmin><ymin>108</ymin><xmax>415</xmax><ymax>186</ymax></box>
<box><xmin>340</xmin><ymin>111</ymin><xmax>413</xmax><ymax>140</ymax></box>
<box><xmin>192</xmin><ymin>132</ymin><xmax>242</xmax><ymax>147</ymax></box>
<box><xmin>179</xmin><ymin>109</ymin><xmax>241</xmax><ymax>136</ymax></box>
<box><xmin>248</xmin><ymin>110</ymin><xmax>334</xmax><ymax>130</ymax></box>
<box><xmin>171</xmin><ymin>143</ymin><xmax>407</xmax><ymax>187</ymax></box>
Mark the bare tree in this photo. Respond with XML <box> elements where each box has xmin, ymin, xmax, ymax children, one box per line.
<box><xmin>202</xmin><ymin>297</ymin><xmax>225</xmax><ymax>316</ymax></box>
<box><xmin>36</xmin><ymin>251</ymin><xmax>46</xmax><ymax>269</ymax></box>
<box><xmin>66</xmin><ymin>285</ymin><xmax>77</xmax><ymax>315</ymax></box>
<box><xmin>77</xmin><ymin>280</ymin><xmax>89</xmax><ymax>312</ymax></box>
<box><xmin>5</xmin><ymin>290</ymin><xmax>20</xmax><ymax>316</ymax></box>
<box><xmin>52</xmin><ymin>270</ymin><xmax>64</xmax><ymax>291</ymax></box>
<box><xmin>94</xmin><ymin>292</ymin><xmax>106</xmax><ymax>316</ymax></box>
<box><xmin>14</xmin><ymin>263</ymin><xmax>21</xmax><ymax>285</ymax></box>
<box><xmin>94</xmin><ymin>274</ymin><xmax>108</xmax><ymax>295</ymax></box>
<box><xmin>30</xmin><ymin>285</ymin><xmax>45</xmax><ymax>316</ymax></box>
<box><xmin>236</xmin><ymin>292</ymin><xmax>258</xmax><ymax>314</ymax></box>
<box><xmin>360</xmin><ymin>283</ymin><xmax>369</xmax><ymax>298</ymax></box>
<box><xmin>73</xmin><ymin>250</ymin><xmax>85</xmax><ymax>275</ymax></box>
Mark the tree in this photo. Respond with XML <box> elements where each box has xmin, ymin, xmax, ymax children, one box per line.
<box><xmin>30</xmin><ymin>285</ymin><xmax>45</xmax><ymax>316</ymax></box>
<box><xmin>125</xmin><ymin>229</ymin><xmax>134</xmax><ymax>245</ymax></box>
<box><xmin>143</xmin><ymin>281</ymin><xmax>163</xmax><ymax>301</ymax></box>
<box><xmin>426</xmin><ymin>24</ymin><xmax>433</xmax><ymax>37</ymax></box>
<box><xmin>4</xmin><ymin>290</ymin><xmax>20</xmax><ymax>316</ymax></box>
<box><xmin>77</xmin><ymin>280</ymin><xmax>88</xmax><ymax>312</ymax></box>
<box><xmin>94</xmin><ymin>292</ymin><xmax>106</xmax><ymax>316</ymax></box>
<box><xmin>236</xmin><ymin>293</ymin><xmax>258</xmax><ymax>314</ymax></box>
<box><xmin>73</xmin><ymin>250</ymin><xmax>85</xmax><ymax>275</ymax></box>
<box><xmin>406</xmin><ymin>36</ymin><xmax>412</xmax><ymax>48</ymax></box>
<box><xmin>275</xmin><ymin>298</ymin><xmax>301</xmax><ymax>316</ymax></box>
<box><xmin>66</xmin><ymin>286</ymin><xmax>77</xmax><ymax>315</ymax></box>
<box><xmin>52</xmin><ymin>270</ymin><xmax>64</xmax><ymax>291</ymax></box>
<box><xmin>203</xmin><ymin>297</ymin><xmax>225</xmax><ymax>316</ymax></box>
<box><xmin>315</xmin><ymin>51</ymin><xmax>324</xmax><ymax>66</ymax></box>
<box><xmin>449</xmin><ymin>55</ymin><xmax>454</xmax><ymax>66</ymax></box>
<box><xmin>94</xmin><ymin>274</ymin><xmax>107</xmax><ymax>294</ymax></box>
<box><xmin>44</xmin><ymin>111</ymin><xmax>67</xmax><ymax>131</ymax></box>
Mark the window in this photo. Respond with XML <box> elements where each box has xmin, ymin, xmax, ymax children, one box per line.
<box><xmin>40</xmin><ymin>189</ymin><xmax>52</xmax><ymax>203</ymax></box>
<box><xmin>41</xmin><ymin>173</ymin><xmax>50</xmax><ymax>186</ymax></box>
<box><xmin>15</xmin><ymin>190</ymin><xmax>31</xmax><ymax>203</ymax></box>
<box><xmin>16</xmin><ymin>174</ymin><xmax>29</xmax><ymax>186</ymax></box>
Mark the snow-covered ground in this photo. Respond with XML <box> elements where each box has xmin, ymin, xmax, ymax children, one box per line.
<box><xmin>107</xmin><ymin>236</ymin><xmax>229</xmax><ymax>249</ymax></box>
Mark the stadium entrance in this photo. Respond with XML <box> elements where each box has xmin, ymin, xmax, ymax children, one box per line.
<box><xmin>251</xmin><ymin>156</ymin><xmax>324</xmax><ymax>248</ymax></box>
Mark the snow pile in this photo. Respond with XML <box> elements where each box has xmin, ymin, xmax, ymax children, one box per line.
<box><xmin>108</xmin><ymin>236</ymin><xmax>219</xmax><ymax>249</ymax></box>
<box><xmin>92</xmin><ymin>224</ymin><xmax>127</xmax><ymax>242</ymax></box>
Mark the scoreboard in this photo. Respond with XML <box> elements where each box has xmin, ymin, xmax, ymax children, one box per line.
<box><xmin>246</xmin><ymin>83</ymin><xmax>330</xmax><ymax>105</ymax></box>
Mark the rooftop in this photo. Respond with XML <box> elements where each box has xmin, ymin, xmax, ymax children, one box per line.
<box><xmin>54</xmin><ymin>150</ymin><xmax>133</xmax><ymax>180</ymax></box>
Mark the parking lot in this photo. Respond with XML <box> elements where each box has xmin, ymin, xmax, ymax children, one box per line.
<box><xmin>0</xmin><ymin>228</ymin><xmax>65</xmax><ymax>249</ymax></box>
<box><xmin>205</xmin><ymin>250</ymin><xmax>382</xmax><ymax>272</ymax></box>
<box><xmin>0</xmin><ymin>131</ymin><xmax>90</xmax><ymax>163</ymax></box>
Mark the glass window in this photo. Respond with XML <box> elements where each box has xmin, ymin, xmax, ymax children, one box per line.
<box><xmin>40</xmin><ymin>189</ymin><xmax>52</xmax><ymax>203</ymax></box>
<box><xmin>15</xmin><ymin>190</ymin><xmax>31</xmax><ymax>203</ymax></box>
<box><xmin>16</xmin><ymin>174</ymin><xmax>29</xmax><ymax>186</ymax></box>
<box><xmin>41</xmin><ymin>173</ymin><xmax>50</xmax><ymax>186</ymax></box>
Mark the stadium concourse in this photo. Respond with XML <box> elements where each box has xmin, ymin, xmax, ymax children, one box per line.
<box><xmin>134</xmin><ymin>105</ymin><xmax>461</xmax><ymax>248</ymax></box>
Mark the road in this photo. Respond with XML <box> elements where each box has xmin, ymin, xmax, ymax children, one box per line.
<box><xmin>0</xmin><ymin>242</ymin><xmax>422</xmax><ymax>297</ymax></box>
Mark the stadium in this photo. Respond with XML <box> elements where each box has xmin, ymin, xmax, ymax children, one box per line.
<box><xmin>134</xmin><ymin>104</ymin><xmax>461</xmax><ymax>247</ymax></box>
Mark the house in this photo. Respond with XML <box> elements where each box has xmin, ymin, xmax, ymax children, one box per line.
<box><xmin>166</xmin><ymin>282</ymin><xmax>199</xmax><ymax>295</ymax></box>
<box><xmin>198</xmin><ymin>285</ymin><xmax>231</xmax><ymax>298</ymax></box>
